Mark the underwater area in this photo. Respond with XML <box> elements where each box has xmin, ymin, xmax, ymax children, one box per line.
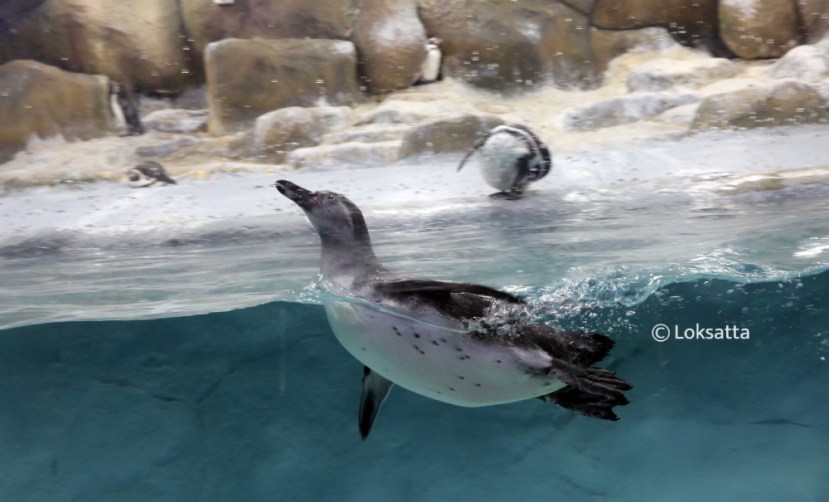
<box><xmin>1</xmin><ymin>125</ymin><xmax>828</xmax><ymax>501</ymax></box>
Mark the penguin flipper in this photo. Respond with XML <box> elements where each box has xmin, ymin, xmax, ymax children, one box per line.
<box><xmin>359</xmin><ymin>366</ymin><xmax>394</xmax><ymax>439</ymax></box>
<box><xmin>456</xmin><ymin>135</ymin><xmax>490</xmax><ymax>172</ymax></box>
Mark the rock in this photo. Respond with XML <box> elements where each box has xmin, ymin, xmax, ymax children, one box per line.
<box><xmin>591</xmin><ymin>27</ymin><xmax>680</xmax><ymax>75</ymax></box>
<box><xmin>768</xmin><ymin>41</ymin><xmax>829</xmax><ymax>82</ymax></box>
<box><xmin>352</xmin><ymin>0</ymin><xmax>426</xmax><ymax>94</ymax></box>
<box><xmin>320</xmin><ymin>124</ymin><xmax>412</xmax><ymax>145</ymax></box>
<box><xmin>357</xmin><ymin>99</ymin><xmax>467</xmax><ymax>125</ymax></box>
<box><xmin>693</xmin><ymin>81</ymin><xmax>829</xmax><ymax>130</ymax></box>
<box><xmin>135</xmin><ymin>137</ymin><xmax>202</xmax><ymax>159</ymax></box>
<box><xmin>418</xmin><ymin>0</ymin><xmax>599</xmax><ymax>91</ymax></box>
<box><xmin>0</xmin><ymin>0</ymin><xmax>192</xmax><ymax>92</ymax></box>
<box><xmin>251</xmin><ymin>106</ymin><xmax>355</xmax><ymax>162</ymax></box>
<box><xmin>398</xmin><ymin>113</ymin><xmax>505</xmax><ymax>158</ymax></box>
<box><xmin>205</xmin><ymin>39</ymin><xmax>362</xmax><ymax>135</ymax></box>
<box><xmin>0</xmin><ymin>0</ymin><xmax>46</xmax><ymax>20</ymax></box>
<box><xmin>627</xmin><ymin>57</ymin><xmax>740</xmax><ymax>91</ymax></box>
<box><xmin>798</xmin><ymin>0</ymin><xmax>829</xmax><ymax>42</ymax></box>
<box><xmin>655</xmin><ymin>103</ymin><xmax>701</xmax><ymax>126</ymax></box>
<box><xmin>592</xmin><ymin>0</ymin><xmax>720</xmax><ymax>49</ymax></box>
<box><xmin>818</xmin><ymin>80</ymin><xmax>829</xmax><ymax>102</ymax></box>
<box><xmin>562</xmin><ymin>92</ymin><xmax>699</xmax><ymax>131</ymax></box>
<box><xmin>143</xmin><ymin>109</ymin><xmax>209</xmax><ymax>134</ymax></box>
<box><xmin>719</xmin><ymin>0</ymin><xmax>800</xmax><ymax>59</ymax></box>
<box><xmin>286</xmin><ymin>141</ymin><xmax>400</xmax><ymax>169</ymax></box>
<box><xmin>180</xmin><ymin>0</ymin><xmax>359</xmax><ymax>62</ymax></box>
<box><xmin>698</xmin><ymin>77</ymin><xmax>766</xmax><ymax>95</ymax></box>
<box><xmin>0</xmin><ymin>60</ymin><xmax>112</xmax><ymax>164</ymax></box>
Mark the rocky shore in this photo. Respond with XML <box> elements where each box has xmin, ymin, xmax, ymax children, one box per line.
<box><xmin>1</xmin><ymin>1</ymin><xmax>828</xmax><ymax>189</ymax></box>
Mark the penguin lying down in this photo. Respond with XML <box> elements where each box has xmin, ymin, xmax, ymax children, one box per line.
<box><xmin>126</xmin><ymin>161</ymin><xmax>177</xmax><ymax>188</ymax></box>
<box><xmin>275</xmin><ymin>180</ymin><xmax>631</xmax><ymax>438</ymax></box>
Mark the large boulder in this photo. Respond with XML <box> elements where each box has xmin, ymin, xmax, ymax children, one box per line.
<box><xmin>719</xmin><ymin>0</ymin><xmax>800</xmax><ymax>59</ymax></box>
<box><xmin>352</xmin><ymin>0</ymin><xmax>426</xmax><ymax>94</ymax></box>
<box><xmin>0</xmin><ymin>0</ymin><xmax>192</xmax><ymax>93</ymax></box>
<box><xmin>693</xmin><ymin>81</ymin><xmax>829</xmax><ymax>130</ymax></box>
<box><xmin>181</xmin><ymin>0</ymin><xmax>359</xmax><ymax>62</ymax></box>
<box><xmin>0</xmin><ymin>60</ymin><xmax>112</xmax><ymax>164</ymax></box>
<box><xmin>398</xmin><ymin>113</ymin><xmax>505</xmax><ymax>158</ymax></box>
<box><xmin>799</xmin><ymin>0</ymin><xmax>829</xmax><ymax>42</ymax></box>
<box><xmin>205</xmin><ymin>39</ymin><xmax>362</xmax><ymax>135</ymax></box>
<box><xmin>417</xmin><ymin>0</ymin><xmax>599</xmax><ymax>91</ymax></box>
<box><xmin>592</xmin><ymin>0</ymin><xmax>720</xmax><ymax>49</ymax></box>
<box><xmin>251</xmin><ymin>106</ymin><xmax>355</xmax><ymax>162</ymax></box>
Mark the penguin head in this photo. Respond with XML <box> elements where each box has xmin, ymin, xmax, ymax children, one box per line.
<box><xmin>275</xmin><ymin>180</ymin><xmax>370</xmax><ymax>246</ymax></box>
<box><xmin>126</xmin><ymin>167</ymin><xmax>153</xmax><ymax>187</ymax></box>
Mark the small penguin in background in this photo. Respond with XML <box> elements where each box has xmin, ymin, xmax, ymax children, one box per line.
<box><xmin>457</xmin><ymin>124</ymin><xmax>552</xmax><ymax>199</ymax></box>
<box><xmin>415</xmin><ymin>37</ymin><xmax>442</xmax><ymax>85</ymax></box>
<box><xmin>126</xmin><ymin>161</ymin><xmax>177</xmax><ymax>188</ymax></box>
<box><xmin>110</xmin><ymin>81</ymin><xmax>145</xmax><ymax>136</ymax></box>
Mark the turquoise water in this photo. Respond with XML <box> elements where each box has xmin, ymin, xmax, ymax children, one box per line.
<box><xmin>0</xmin><ymin>273</ymin><xmax>827</xmax><ymax>501</ymax></box>
<box><xmin>2</xmin><ymin>130</ymin><xmax>829</xmax><ymax>500</ymax></box>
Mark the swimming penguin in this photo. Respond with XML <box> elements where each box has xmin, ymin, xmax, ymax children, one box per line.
<box><xmin>457</xmin><ymin>124</ymin><xmax>552</xmax><ymax>199</ymax></box>
<box><xmin>415</xmin><ymin>37</ymin><xmax>442</xmax><ymax>85</ymax></box>
<box><xmin>275</xmin><ymin>180</ymin><xmax>631</xmax><ymax>438</ymax></box>
<box><xmin>110</xmin><ymin>81</ymin><xmax>145</xmax><ymax>136</ymax></box>
<box><xmin>126</xmin><ymin>161</ymin><xmax>177</xmax><ymax>187</ymax></box>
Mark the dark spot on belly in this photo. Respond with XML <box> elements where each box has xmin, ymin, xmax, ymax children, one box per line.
<box><xmin>458</xmin><ymin>375</ymin><xmax>465</xmax><ymax>380</ymax></box>
<box><xmin>431</xmin><ymin>340</ymin><xmax>440</xmax><ymax>346</ymax></box>
<box><xmin>440</xmin><ymin>338</ymin><xmax>447</xmax><ymax>343</ymax></box>
<box><xmin>412</xmin><ymin>344</ymin><xmax>425</xmax><ymax>355</ymax></box>
<box><xmin>413</xmin><ymin>332</ymin><xmax>421</xmax><ymax>338</ymax></box>
<box><xmin>361</xmin><ymin>346</ymin><xmax>367</xmax><ymax>352</ymax></box>
<box><xmin>475</xmin><ymin>383</ymin><xmax>482</xmax><ymax>387</ymax></box>
<box><xmin>455</xmin><ymin>347</ymin><xmax>463</xmax><ymax>352</ymax></box>
<box><xmin>543</xmin><ymin>381</ymin><xmax>551</xmax><ymax>387</ymax></box>
<box><xmin>458</xmin><ymin>355</ymin><xmax>471</xmax><ymax>361</ymax></box>
<box><xmin>449</xmin><ymin>387</ymin><xmax>456</xmax><ymax>391</ymax></box>
<box><xmin>496</xmin><ymin>359</ymin><xmax>502</xmax><ymax>364</ymax></box>
<box><xmin>393</xmin><ymin>326</ymin><xmax>401</xmax><ymax>336</ymax></box>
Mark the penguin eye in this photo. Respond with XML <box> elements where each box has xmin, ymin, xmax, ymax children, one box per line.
<box><xmin>326</xmin><ymin>194</ymin><xmax>335</xmax><ymax>201</ymax></box>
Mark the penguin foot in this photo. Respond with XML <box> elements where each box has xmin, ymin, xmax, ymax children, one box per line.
<box><xmin>489</xmin><ymin>191</ymin><xmax>523</xmax><ymax>200</ymax></box>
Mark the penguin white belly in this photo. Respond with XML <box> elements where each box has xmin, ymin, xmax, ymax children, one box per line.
<box><xmin>477</xmin><ymin>134</ymin><xmax>527</xmax><ymax>192</ymax></box>
<box><xmin>420</xmin><ymin>47</ymin><xmax>441</xmax><ymax>82</ymax></box>
<box><xmin>324</xmin><ymin>301</ymin><xmax>566</xmax><ymax>406</ymax></box>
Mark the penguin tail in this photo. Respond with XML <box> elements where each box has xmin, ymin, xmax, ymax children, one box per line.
<box><xmin>539</xmin><ymin>367</ymin><xmax>631</xmax><ymax>421</ymax></box>
<box><xmin>540</xmin><ymin>357</ymin><xmax>632</xmax><ymax>421</ymax></box>
<box><xmin>520</xmin><ymin>327</ymin><xmax>631</xmax><ymax>420</ymax></box>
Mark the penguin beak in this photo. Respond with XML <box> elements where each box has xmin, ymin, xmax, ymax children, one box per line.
<box><xmin>275</xmin><ymin>180</ymin><xmax>315</xmax><ymax>209</ymax></box>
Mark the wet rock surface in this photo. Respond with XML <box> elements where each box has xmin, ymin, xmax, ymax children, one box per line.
<box><xmin>204</xmin><ymin>39</ymin><xmax>362</xmax><ymax>135</ymax></box>
<box><xmin>0</xmin><ymin>60</ymin><xmax>112</xmax><ymax>164</ymax></box>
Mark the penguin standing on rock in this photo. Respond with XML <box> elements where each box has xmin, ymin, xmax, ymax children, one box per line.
<box><xmin>415</xmin><ymin>37</ymin><xmax>442</xmax><ymax>85</ymax></box>
<box><xmin>457</xmin><ymin>124</ymin><xmax>552</xmax><ymax>199</ymax></box>
<box><xmin>109</xmin><ymin>81</ymin><xmax>145</xmax><ymax>136</ymax></box>
<box><xmin>126</xmin><ymin>161</ymin><xmax>177</xmax><ymax>188</ymax></box>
